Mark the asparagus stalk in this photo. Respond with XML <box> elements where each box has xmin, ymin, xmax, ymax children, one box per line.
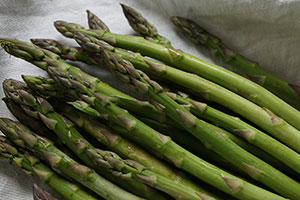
<box><xmin>33</xmin><ymin>184</ymin><xmax>58</xmax><ymax>200</ymax></box>
<box><xmin>170</xmin><ymin>16</ymin><xmax>300</xmax><ymax>109</ymax></box>
<box><xmin>53</xmin><ymin>20</ymin><xmax>300</xmax><ymax>134</ymax></box>
<box><xmin>0</xmin><ymin>136</ymin><xmax>98</xmax><ymax>200</ymax></box>
<box><xmin>3</xmin><ymin>79</ymin><xmax>169</xmax><ymax>200</ymax></box>
<box><xmin>0</xmin><ymin>118</ymin><xmax>146</xmax><ymax>200</ymax></box>
<box><xmin>87</xmin><ymin>41</ymin><xmax>300</xmax><ymax>199</ymax></box>
<box><xmin>45</xmin><ymin>52</ymin><xmax>288</xmax><ymax>200</ymax></box>
<box><xmin>63</xmin><ymin>30</ymin><xmax>300</xmax><ymax>154</ymax></box>
<box><xmin>0</xmin><ymin>38</ymin><xmax>167</xmax><ymax>123</ymax></box>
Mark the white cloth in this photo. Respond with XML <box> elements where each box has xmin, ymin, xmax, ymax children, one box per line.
<box><xmin>1</xmin><ymin>0</ymin><xmax>300</xmax><ymax>199</ymax></box>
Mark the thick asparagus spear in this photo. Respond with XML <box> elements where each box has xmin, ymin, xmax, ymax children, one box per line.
<box><xmin>0</xmin><ymin>118</ymin><xmax>146</xmax><ymax>200</ymax></box>
<box><xmin>69</xmin><ymin>30</ymin><xmax>300</xmax><ymax>154</ymax></box>
<box><xmin>0</xmin><ymin>136</ymin><xmax>98</xmax><ymax>200</ymax></box>
<box><xmin>33</xmin><ymin>184</ymin><xmax>58</xmax><ymax>200</ymax></box>
<box><xmin>45</xmin><ymin>54</ymin><xmax>287</xmax><ymax>200</ymax></box>
<box><xmin>53</xmin><ymin>20</ymin><xmax>300</xmax><ymax>134</ymax></box>
<box><xmin>87</xmin><ymin>42</ymin><xmax>300</xmax><ymax>199</ymax></box>
<box><xmin>3</xmin><ymin>79</ymin><xmax>169</xmax><ymax>200</ymax></box>
<box><xmin>170</xmin><ymin>16</ymin><xmax>300</xmax><ymax>109</ymax></box>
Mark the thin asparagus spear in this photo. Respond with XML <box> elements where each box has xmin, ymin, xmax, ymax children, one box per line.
<box><xmin>45</xmin><ymin>54</ymin><xmax>287</xmax><ymax>200</ymax></box>
<box><xmin>52</xmin><ymin>20</ymin><xmax>300</xmax><ymax>134</ymax></box>
<box><xmin>33</xmin><ymin>184</ymin><xmax>58</xmax><ymax>200</ymax></box>
<box><xmin>171</xmin><ymin>16</ymin><xmax>300</xmax><ymax>109</ymax></box>
<box><xmin>84</xmin><ymin>41</ymin><xmax>300</xmax><ymax>199</ymax></box>
<box><xmin>0</xmin><ymin>136</ymin><xmax>98</xmax><ymax>200</ymax></box>
<box><xmin>0</xmin><ymin>118</ymin><xmax>145</xmax><ymax>200</ymax></box>
<box><xmin>71</xmin><ymin>30</ymin><xmax>300</xmax><ymax>154</ymax></box>
<box><xmin>2</xmin><ymin>79</ymin><xmax>169</xmax><ymax>200</ymax></box>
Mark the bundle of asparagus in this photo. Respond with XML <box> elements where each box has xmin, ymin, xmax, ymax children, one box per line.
<box><xmin>0</xmin><ymin>4</ymin><xmax>300</xmax><ymax>200</ymax></box>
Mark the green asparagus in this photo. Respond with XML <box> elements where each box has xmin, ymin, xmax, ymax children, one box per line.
<box><xmin>0</xmin><ymin>39</ymin><xmax>166</xmax><ymax>123</ymax></box>
<box><xmin>24</xmin><ymin>75</ymin><xmax>294</xmax><ymax>179</ymax></box>
<box><xmin>88</xmin><ymin>41</ymin><xmax>300</xmax><ymax>199</ymax></box>
<box><xmin>164</xmin><ymin>90</ymin><xmax>300</xmax><ymax>175</ymax></box>
<box><xmin>53</xmin><ymin>20</ymin><xmax>300</xmax><ymax>134</ymax></box>
<box><xmin>87</xmin><ymin>10</ymin><xmax>110</xmax><ymax>31</ymax></box>
<box><xmin>0</xmin><ymin>136</ymin><xmax>98</xmax><ymax>200</ymax></box>
<box><xmin>3</xmin><ymin>79</ymin><xmax>169</xmax><ymax>200</ymax></box>
<box><xmin>171</xmin><ymin>16</ymin><xmax>300</xmax><ymax>109</ymax></box>
<box><xmin>120</xmin><ymin>4</ymin><xmax>171</xmax><ymax>47</ymax></box>
<box><xmin>0</xmin><ymin>118</ymin><xmax>146</xmax><ymax>200</ymax></box>
<box><xmin>71</xmin><ymin>30</ymin><xmax>300</xmax><ymax>154</ymax></box>
<box><xmin>46</xmin><ymin>54</ymin><xmax>287</xmax><ymax>200</ymax></box>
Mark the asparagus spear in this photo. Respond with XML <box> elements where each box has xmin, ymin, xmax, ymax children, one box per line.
<box><xmin>33</xmin><ymin>184</ymin><xmax>58</xmax><ymax>200</ymax></box>
<box><xmin>120</xmin><ymin>4</ymin><xmax>171</xmax><ymax>47</ymax></box>
<box><xmin>1</xmin><ymin>93</ymin><xmax>211</xmax><ymax>200</ymax></box>
<box><xmin>45</xmin><ymin>52</ymin><xmax>288</xmax><ymax>200</ymax></box>
<box><xmin>25</xmin><ymin>75</ymin><xmax>293</xmax><ymax>179</ymax></box>
<box><xmin>52</xmin><ymin>20</ymin><xmax>300</xmax><ymax>134</ymax></box>
<box><xmin>3</xmin><ymin>97</ymin><xmax>86</xmax><ymax>162</ymax></box>
<box><xmin>68</xmin><ymin>30</ymin><xmax>300</xmax><ymax>154</ymax></box>
<box><xmin>85</xmin><ymin>41</ymin><xmax>300</xmax><ymax>199</ymax></box>
<box><xmin>0</xmin><ymin>38</ymin><xmax>167</xmax><ymax>123</ymax></box>
<box><xmin>87</xmin><ymin>10</ymin><xmax>110</xmax><ymax>31</ymax></box>
<box><xmin>170</xmin><ymin>16</ymin><xmax>300</xmax><ymax>109</ymax></box>
<box><xmin>2</xmin><ymin>79</ymin><xmax>169</xmax><ymax>200</ymax></box>
<box><xmin>0</xmin><ymin>136</ymin><xmax>98</xmax><ymax>200</ymax></box>
<box><xmin>0</xmin><ymin>118</ymin><xmax>146</xmax><ymax>200</ymax></box>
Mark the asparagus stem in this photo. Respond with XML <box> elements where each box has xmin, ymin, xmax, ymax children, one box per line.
<box><xmin>52</xmin><ymin>20</ymin><xmax>300</xmax><ymax>135</ymax></box>
<box><xmin>87</xmin><ymin>41</ymin><xmax>300</xmax><ymax>199</ymax></box>
<box><xmin>171</xmin><ymin>16</ymin><xmax>300</xmax><ymax>109</ymax></box>
<box><xmin>0</xmin><ymin>136</ymin><xmax>98</xmax><ymax>200</ymax></box>
<box><xmin>45</xmin><ymin>52</ymin><xmax>288</xmax><ymax>200</ymax></box>
<box><xmin>33</xmin><ymin>184</ymin><xmax>58</xmax><ymax>200</ymax></box>
<box><xmin>2</xmin><ymin>79</ymin><xmax>168</xmax><ymax>200</ymax></box>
